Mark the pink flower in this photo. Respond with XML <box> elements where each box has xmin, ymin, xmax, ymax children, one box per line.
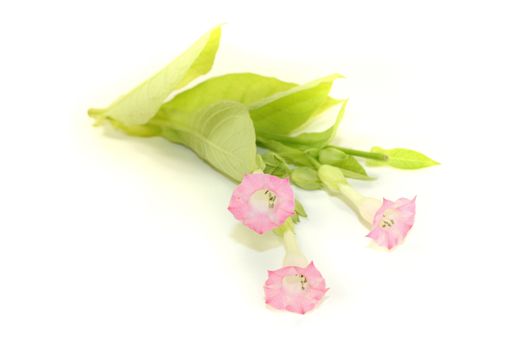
<box><xmin>264</xmin><ymin>262</ymin><xmax>328</xmax><ymax>314</ymax></box>
<box><xmin>367</xmin><ymin>197</ymin><xmax>416</xmax><ymax>249</ymax></box>
<box><xmin>228</xmin><ymin>173</ymin><xmax>295</xmax><ymax>234</ymax></box>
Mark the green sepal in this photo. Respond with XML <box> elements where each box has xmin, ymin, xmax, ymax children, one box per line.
<box><xmin>273</xmin><ymin>217</ymin><xmax>295</xmax><ymax>236</ymax></box>
<box><xmin>261</xmin><ymin>152</ymin><xmax>291</xmax><ymax>178</ymax></box>
<box><xmin>294</xmin><ymin>200</ymin><xmax>307</xmax><ymax>219</ymax></box>
<box><xmin>255</xmin><ymin>154</ymin><xmax>266</xmax><ymax>171</ymax></box>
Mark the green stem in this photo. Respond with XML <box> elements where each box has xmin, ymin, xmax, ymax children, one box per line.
<box><xmin>333</xmin><ymin>146</ymin><xmax>388</xmax><ymax>161</ymax></box>
<box><xmin>307</xmin><ymin>156</ymin><xmax>321</xmax><ymax>170</ymax></box>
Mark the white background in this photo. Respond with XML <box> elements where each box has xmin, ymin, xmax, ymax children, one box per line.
<box><xmin>1</xmin><ymin>0</ymin><xmax>524</xmax><ymax>349</ymax></box>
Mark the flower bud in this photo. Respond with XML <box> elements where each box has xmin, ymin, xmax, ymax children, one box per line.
<box><xmin>291</xmin><ymin>167</ymin><xmax>323</xmax><ymax>190</ymax></box>
<box><xmin>317</xmin><ymin>165</ymin><xmax>347</xmax><ymax>192</ymax></box>
<box><xmin>319</xmin><ymin>147</ymin><xmax>347</xmax><ymax>165</ymax></box>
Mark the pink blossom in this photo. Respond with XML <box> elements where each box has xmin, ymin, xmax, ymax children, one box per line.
<box><xmin>228</xmin><ymin>174</ymin><xmax>295</xmax><ymax>234</ymax></box>
<box><xmin>367</xmin><ymin>197</ymin><xmax>416</xmax><ymax>249</ymax></box>
<box><xmin>264</xmin><ymin>262</ymin><xmax>328</xmax><ymax>314</ymax></box>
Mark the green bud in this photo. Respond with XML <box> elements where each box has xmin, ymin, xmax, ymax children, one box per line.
<box><xmin>319</xmin><ymin>147</ymin><xmax>347</xmax><ymax>165</ymax></box>
<box><xmin>334</xmin><ymin>156</ymin><xmax>367</xmax><ymax>175</ymax></box>
<box><xmin>291</xmin><ymin>167</ymin><xmax>323</xmax><ymax>190</ymax></box>
<box><xmin>318</xmin><ymin>164</ymin><xmax>347</xmax><ymax>191</ymax></box>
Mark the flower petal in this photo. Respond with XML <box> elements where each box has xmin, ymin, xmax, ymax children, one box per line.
<box><xmin>368</xmin><ymin>197</ymin><xmax>416</xmax><ymax>249</ymax></box>
<box><xmin>264</xmin><ymin>262</ymin><xmax>328</xmax><ymax>314</ymax></box>
<box><xmin>228</xmin><ymin>174</ymin><xmax>295</xmax><ymax>234</ymax></box>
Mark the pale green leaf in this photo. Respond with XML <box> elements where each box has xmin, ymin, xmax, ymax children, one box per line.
<box><xmin>366</xmin><ymin>147</ymin><xmax>439</xmax><ymax>169</ymax></box>
<box><xmin>156</xmin><ymin>73</ymin><xmax>340</xmax><ymax>137</ymax></box>
<box><xmin>88</xmin><ymin>26</ymin><xmax>221</xmax><ymax>126</ymax></box>
<box><xmin>159</xmin><ymin>73</ymin><xmax>297</xmax><ymax>118</ymax></box>
<box><xmin>259</xmin><ymin>100</ymin><xmax>347</xmax><ymax>148</ymax></box>
<box><xmin>249</xmin><ymin>74</ymin><xmax>343</xmax><ymax>135</ymax></box>
<box><xmin>168</xmin><ymin>101</ymin><xmax>257</xmax><ymax>181</ymax></box>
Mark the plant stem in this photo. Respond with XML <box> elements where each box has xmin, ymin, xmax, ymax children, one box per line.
<box><xmin>333</xmin><ymin>146</ymin><xmax>388</xmax><ymax>161</ymax></box>
<box><xmin>282</xmin><ymin>229</ymin><xmax>301</xmax><ymax>256</ymax></box>
<box><xmin>282</xmin><ymin>229</ymin><xmax>309</xmax><ymax>267</ymax></box>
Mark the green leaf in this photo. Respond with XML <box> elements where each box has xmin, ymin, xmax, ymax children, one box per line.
<box><xmin>167</xmin><ymin>101</ymin><xmax>257</xmax><ymax>181</ymax></box>
<box><xmin>249</xmin><ymin>74</ymin><xmax>343</xmax><ymax>135</ymax></box>
<box><xmin>260</xmin><ymin>100</ymin><xmax>347</xmax><ymax>148</ymax></box>
<box><xmin>88</xmin><ymin>26</ymin><xmax>222</xmax><ymax>126</ymax></box>
<box><xmin>366</xmin><ymin>146</ymin><xmax>440</xmax><ymax>169</ymax></box>
<box><xmin>105</xmin><ymin>119</ymin><xmax>162</xmax><ymax>137</ymax></box>
<box><xmin>159</xmin><ymin>73</ymin><xmax>297</xmax><ymax>118</ymax></box>
<box><xmin>157</xmin><ymin>73</ymin><xmax>340</xmax><ymax>138</ymax></box>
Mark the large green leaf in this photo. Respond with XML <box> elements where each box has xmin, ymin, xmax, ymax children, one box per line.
<box><xmin>257</xmin><ymin>99</ymin><xmax>347</xmax><ymax>148</ymax></box>
<box><xmin>249</xmin><ymin>74</ymin><xmax>342</xmax><ymax>135</ymax></box>
<box><xmin>159</xmin><ymin>73</ymin><xmax>297</xmax><ymax>118</ymax></box>
<box><xmin>168</xmin><ymin>101</ymin><xmax>257</xmax><ymax>181</ymax></box>
<box><xmin>88</xmin><ymin>26</ymin><xmax>222</xmax><ymax>126</ymax></box>
<box><xmin>156</xmin><ymin>73</ymin><xmax>340</xmax><ymax>137</ymax></box>
<box><xmin>366</xmin><ymin>146</ymin><xmax>439</xmax><ymax>169</ymax></box>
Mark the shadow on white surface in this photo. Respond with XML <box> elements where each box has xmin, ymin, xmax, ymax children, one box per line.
<box><xmin>230</xmin><ymin>224</ymin><xmax>282</xmax><ymax>252</ymax></box>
